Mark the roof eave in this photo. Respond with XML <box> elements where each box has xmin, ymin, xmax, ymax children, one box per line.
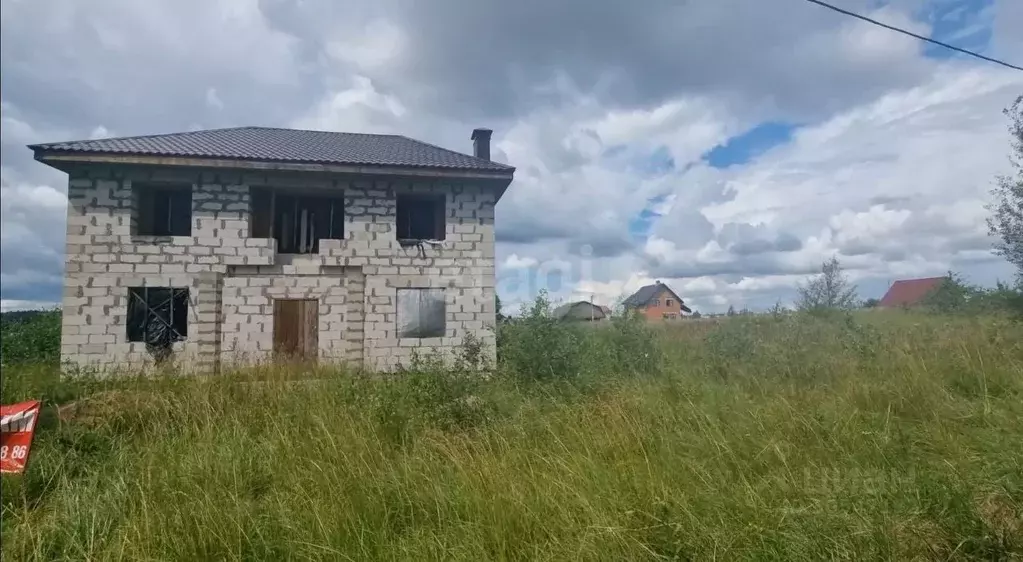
<box><xmin>30</xmin><ymin>150</ymin><xmax>516</xmax><ymax>185</ymax></box>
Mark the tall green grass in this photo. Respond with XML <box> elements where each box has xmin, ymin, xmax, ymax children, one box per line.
<box><xmin>1</xmin><ymin>310</ymin><xmax>1021</xmax><ymax>560</ymax></box>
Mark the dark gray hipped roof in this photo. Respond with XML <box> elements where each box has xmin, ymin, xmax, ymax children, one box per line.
<box><xmin>28</xmin><ymin>126</ymin><xmax>514</xmax><ymax>173</ymax></box>
<box><xmin>622</xmin><ymin>284</ymin><xmax>663</xmax><ymax>308</ymax></box>
<box><xmin>553</xmin><ymin>301</ymin><xmax>608</xmax><ymax>321</ymax></box>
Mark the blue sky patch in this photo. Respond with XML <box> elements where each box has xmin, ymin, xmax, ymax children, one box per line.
<box><xmin>916</xmin><ymin>0</ymin><xmax>993</xmax><ymax>60</ymax></box>
<box><xmin>703</xmin><ymin>121</ymin><xmax>797</xmax><ymax>169</ymax></box>
<box><xmin>628</xmin><ymin>194</ymin><xmax>670</xmax><ymax>240</ymax></box>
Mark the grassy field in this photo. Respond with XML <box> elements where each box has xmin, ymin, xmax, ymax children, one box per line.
<box><xmin>1</xmin><ymin>309</ymin><xmax>1021</xmax><ymax>561</ymax></box>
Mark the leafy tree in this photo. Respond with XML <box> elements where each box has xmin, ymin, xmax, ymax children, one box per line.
<box><xmin>726</xmin><ymin>305</ymin><xmax>737</xmax><ymax>317</ymax></box>
<box><xmin>796</xmin><ymin>257</ymin><xmax>859</xmax><ymax>313</ymax></box>
<box><xmin>981</xmin><ymin>279</ymin><xmax>1023</xmax><ymax>316</ymax></box>
<box><xmin>987</xmin><ymin>95</ymin><xmax>1023</xmax><ymax>280</ymax></box>
<box><xmin>921</xmin><ymin>272</ymin><xmax>1023</xmax><ymax>317</ymax></box>
<box><xmin>495</xmin><ymin>294</ymin><xmax>506</xmax><ymax>324</ymax></box>
<box><xmin>862</xmin><ymin>298</ymin><xmax>880</xmax><ymax>308</ymax></box>
<box><xmin>691</xmin><ymin>310</ymin><xmax>702</xmax><ymax>319</ymax></box>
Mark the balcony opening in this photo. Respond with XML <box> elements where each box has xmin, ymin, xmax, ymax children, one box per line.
<box><xmin>251</xmin><ymin>188</ymin><xmax>344</xmax><ymax>254</ymax></box>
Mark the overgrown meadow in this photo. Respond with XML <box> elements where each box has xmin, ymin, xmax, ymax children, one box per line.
<box><xmin>1</xmin><ymin>298</ymin><xmax>1021</xmax><ymax>561</ymax></box>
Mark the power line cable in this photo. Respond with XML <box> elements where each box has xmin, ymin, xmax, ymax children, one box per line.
<box><xmin>803</xmin><ymin>0</ymin><xmax>1023</xmax><ymax>72</ymax></box>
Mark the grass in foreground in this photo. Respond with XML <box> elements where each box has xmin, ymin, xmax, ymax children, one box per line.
<box><xmin>1</xmin><ymin>311</ymin><xmax>1022</xmax><ymax>561</ymax></box>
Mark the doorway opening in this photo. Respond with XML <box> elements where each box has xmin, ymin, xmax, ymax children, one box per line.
<box><xmin>272</xmin><ymin>298</ymin><xmax>319</xmax><ymax>361</ymax></box>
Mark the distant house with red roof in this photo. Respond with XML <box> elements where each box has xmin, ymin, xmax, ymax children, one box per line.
<box><xmin>878</xmin><ymin>277</ymin><xmax>946</xmax><ymax>308</ymax></box>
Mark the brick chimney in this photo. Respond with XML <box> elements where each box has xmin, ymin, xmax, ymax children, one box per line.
<box><xmin>471</xmin><ymin>128</ymin><xmax>492</xmax><ymax>160</ymax></box>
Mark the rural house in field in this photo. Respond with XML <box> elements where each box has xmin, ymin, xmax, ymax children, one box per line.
<box><xmin>553</xmin><ymin>301</ymin><xmax>611</xmax><ymax>322</ymax></box>
<box><xmin>878</xmin><ymin>277</ymin><xmax>945</xmax><ymax>308</ymax></box>
<box><xmin>622</xmin><ymin>281</ymin><xmax>691</xmax><ymax>321</ymax></box>
<box><xmin>30</xmin><ymin>126</ymin><xmax>514</xmax><ymax>372</ymax></box>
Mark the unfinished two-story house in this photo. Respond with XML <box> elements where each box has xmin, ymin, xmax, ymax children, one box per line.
<box><xmin>29</xmin><ymin>126</ymin><xmax>514</xmax><ymax>373</ymax></box>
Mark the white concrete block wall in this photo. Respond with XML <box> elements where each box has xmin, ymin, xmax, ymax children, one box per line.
<box><xmin>220</xmin><ymin>266</ymin><xmax>351</xmax><ymax>364</ymax></box>
<box><xmin>61</xmin><ymin>274</ymin><xmax>206</xmax><ymax>371</ymax></box>
<box><xmin>62</xmin><ymin>170</ymin><xmax>275</xmax><ymax>371</ymax></box>
<box><xmin>61</xmin><ymin>169</ymin><xmax>498</xmax><ymax>373</ymax></box>
<box><xmin>319</xmin><ymin>181</ymin><xmax>497</xmax><ymax>370</ymax></box>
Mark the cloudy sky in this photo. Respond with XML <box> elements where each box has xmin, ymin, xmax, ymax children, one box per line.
<box><xmin>2</xmin><ymin>0</ymin><xmax>1021</xmax><ymax>314</ymax></box>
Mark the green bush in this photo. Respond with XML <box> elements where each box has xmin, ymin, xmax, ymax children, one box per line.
<box><xmin>602</xmin><ymin>310</ymin><xmax>663</xmax><ymax>375</ymax></box>
<box><xmin>372</xmin><ymin>352</ymin><xmax>496</xmax><ymax>445</ymax></box>
<box><xmin>921</xmin><ymin>272</ymin><xmax>1023</xmax><ymax>317</ymax></box>
<box><xmin>496</xmin><ymin>291</ymin><xmax>586</xmax><ymax>381</ymax></box>
<box><xmin>1</xmin><ymin>309</ymin><xmax>61</xmax><ymax>367</ymax></box>
<box><xmin>495</xmin><ymin>292</ymin><xmax>662</xmax><ymax>382</ymax></box>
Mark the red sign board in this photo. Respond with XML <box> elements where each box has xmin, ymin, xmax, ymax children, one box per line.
<box><xmin>1</xmin><ymin>400</ymin><xmax>41</xmax><ymax>474</ymax></box>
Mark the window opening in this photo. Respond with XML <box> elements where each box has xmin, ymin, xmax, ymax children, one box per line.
<box><xmin>135</xmin><ymin>184</ymin><xmax>192</xmax><ymax>236</ymax></box>
<box><xmin>396</xmin><ymin>194</ymin><xmax>445</xmax><ymax>241</ymax></box>
<box><xmin>397</xmin><ymin>288</ymin><xmax>446</xmax><ymax>338</ymax></box>
<box><xmin>127</xmin><ymin>287</ymin><xmax>189</xmax><ymax>362</ymax></box>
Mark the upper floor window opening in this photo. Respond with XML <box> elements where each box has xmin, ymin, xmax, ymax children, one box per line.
<box><xmin>133</xmin><ymin>182</ymin><xmax>192</xmax><ymax>236</ymax></box>
<box><xmin>396</xmin><ymin>193</ymin><xmax>445</xmax><ymax>241</ymax></box>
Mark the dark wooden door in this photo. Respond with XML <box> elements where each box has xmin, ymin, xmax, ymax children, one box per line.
<box><xmin>273</xmin><ymin>299</ymin><xmax>318</xmax><ymax>361</ymax></box>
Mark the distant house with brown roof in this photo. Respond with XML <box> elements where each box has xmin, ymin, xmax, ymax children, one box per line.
<box><xmin>622</xmin><ymin>281</ymin><xmax>691</xmax><ymax>321</ymax></box>
<box><xmin>878</xmin><ymin>277</ymin><xmax>945</xmax><ymax>308</ymax></box>
<box><xmin>554</xmin><ymin>301</ymin><xmax>610</xmax><ymax>322</ymax></box>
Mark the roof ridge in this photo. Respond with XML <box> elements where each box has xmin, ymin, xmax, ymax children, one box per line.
<box><xmin>396</xmin><ymin>134</ymin><xmax>514</xmax><ymax>170</ymax></box>
<box><xmin>242</xmin><ymin>125</ymin><xmax>404</xmax><ymax>138</ymax></box>
<box><xmin>27</xmin><ymin>126</ymin><xmax>405</xmax><ymax>150</ymax></box>
<box><xmin>26</xmin><ymin>125</ymin><xmax>260</xmax><ymax>149</ymax></box>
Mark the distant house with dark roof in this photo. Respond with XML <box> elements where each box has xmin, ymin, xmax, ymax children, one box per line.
<box><xmin>622</xmin><ymin>281</ymin><xmax>691</xmax><ymax>321</ymax></box>
<box><xmin>878</xmin><ymin>277</ymin><xmax>945</xmax><ymax>308</ymax></box>
<box><xmin>30</xmin><ymin>126</ymin><xmax>515</xmax><ymax>373</ymax></box>
<box><xmin>553</xmin><ymin>301</ymin><xmax>611</xmax><ymax>322</ymax></box>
